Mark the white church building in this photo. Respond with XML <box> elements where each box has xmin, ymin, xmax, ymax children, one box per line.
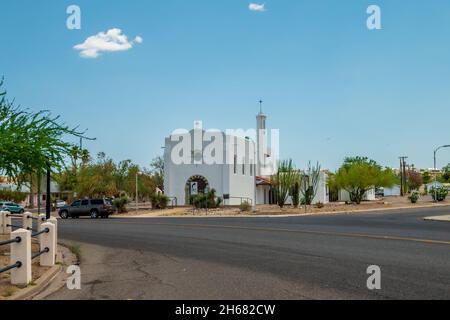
<box><xmin>163</xmin><ymin>110</ymin><xmax>339</xmax><ymax>207</ymax></box>
<box><xmin>164</xmin><ymin>110</ymin><xmax>277</xmax><ymax>206</ymax></box>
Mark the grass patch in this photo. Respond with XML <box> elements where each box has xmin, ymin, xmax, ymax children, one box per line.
<box><xmin>2</xmin><ymin>286</ymin><xmax>16</xmax><ymax>298</ymax></box>
<box><xmin>68</xmin><ymin>243</ymin><xmax>81</xmax><ymax>262</ymax></box>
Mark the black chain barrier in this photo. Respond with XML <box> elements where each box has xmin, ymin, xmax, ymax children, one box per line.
<box><xmin>31</xmin><ymin>228</ymin><xmax>49</xmax><ymax>238</ymax></box>
<box><xmin>6</xmin><ymin>224</ymin><xmax>23</xmax><ymax>229</ymax></box>
<box><xmin>0</xmin><ymin>261</ymin><xmax>22</xmax><ymax>274</ymax></box>
<box><xmin>0</xmin><ymin>217</ymin><xmax>50</xmax><ymax>276</ymax></box>
<box><xmin>0</xmin><ymin>236</ymin><xmax>21</xmax><ymax>247</ymax></box>
<box><xmin>0</xmin><ymin>237</ymin><xmax>23</xmax><ymax>274</ymax></box>
<box><xmin>31</xmin><ymin>247</ymin><xmax>49</xmax><ymax>260</ymax></box>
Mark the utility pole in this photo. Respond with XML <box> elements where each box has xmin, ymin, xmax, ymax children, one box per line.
<box><xmin>135</xmin><ymin>171</ymin><xmax>139</xmax><ymax>212</ymax></box>
<box><xmin>399</xmin><ymin>156</ymin><xmax>408</xmax><ymax>196</ymax></box>
<box><xmin>79</xmin><ymin>135</ymin><xmax>97</xmax><ymax>151</ymax></box>
<box><xmin>46</xmin><ymin>164</ymin><xmax>51</xmax><ymax>220</ymax></box>
<box><xmin>403</xmin><ymin>158</ymin><xmax>409</xmax><ymax>194</ymax></box>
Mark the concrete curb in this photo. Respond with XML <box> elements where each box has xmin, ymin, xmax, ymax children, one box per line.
<box><xmin>4</xmin><ymin>244</ymin><xmax>76</xmax><ymax>300</ymax></box>
<box><xmin>31</xmin><ymin>245</ymin><xmax>79</xmax><ymax>300</ymax></box>
<box><xmin>7</xmin><ymin>265</ymin><xmax>62</xmax><ymax>300</ymax></box>
<box><xmin>112</xmin><ymin>203</ymin><xmax>450</xmax><ymax>219</ymax></box>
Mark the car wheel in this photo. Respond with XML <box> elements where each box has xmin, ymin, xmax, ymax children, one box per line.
<box><xmin>60</xmin><ymin>211</ymin><xmax>69</xmax><ymax>219</ymax></box>
<box><xmin>19</xmin><ymin>209</ymin><xmax>25</xmax><ymax>214</ymax></box>
<box><xmin>90</xmin><ymin>210</ymin><xmax>99</xmax><ymax>219</ymax></box>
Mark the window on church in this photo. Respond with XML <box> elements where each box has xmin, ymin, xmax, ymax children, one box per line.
<box><xmin>242</xmin><ymin>163</ymin><xmax>245</xmax><ymax>175</ymax></box>
<box><xmin>234</xmin><ymin>155</ymin><xmax>237</xmax><ymax>174</ymax></box>
<box><xmin>250</xmin><ymin>162</ymin><xmax>253</xmax><ymax>176</ymax></box>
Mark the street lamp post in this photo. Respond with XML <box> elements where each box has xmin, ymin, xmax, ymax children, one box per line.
<box><xmin>135</xmin><ymin>171</ymin><xmax>140</xmax><ymax>212</ymax></box>
<box><xmin>433</xmin><ymin>145</ymin><xmax>450</xmax><ymax>202</ymax></box>
<box><xmin>252</xmin><ymin>141</ymin><xmax>257</xmax><ymax>213</ymax></box>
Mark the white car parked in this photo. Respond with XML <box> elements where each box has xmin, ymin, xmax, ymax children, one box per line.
<box><xmin>56</xmin><ymin>200</ymin><xmax>67</xmax><ymax>209</ymax></box>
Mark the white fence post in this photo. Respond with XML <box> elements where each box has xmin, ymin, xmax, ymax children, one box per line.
<box><xmin>37</xmin><ymin>214</ymin><xmax>46</xmax><ymax>242</ymax></box>
<box><xmin>10</xmin><ymin>228</ymin><xmax>32</xmax><ymax>286</ymax></box>
<box><xmin>0</xmin><ymin>211</ymin><xmax>4</xmax><ymax>235</ymax></box>
<box><xmin>48</xmin><ymin>217</ymin><xmax>58</xmax><ymax>248</ymax></box>
<box><xmin>40</xmin><ymin>222</ymin><xmax>55</xmax><ymax>267</ymax></box>
<box><xmin>23</xmin><ymin>212</ymin><xmax>33</xmax><ymax>231</ymax></box>
<box><xmin>2</xmin><ymin>212</ymin><xmax>12</xmax><ymax>235</ymax></box>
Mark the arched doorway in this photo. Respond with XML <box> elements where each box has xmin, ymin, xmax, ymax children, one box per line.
<box><xmin>185</xmin><ymin>175</ymin><xmax>209</xmax><ymax>205</ymax></box>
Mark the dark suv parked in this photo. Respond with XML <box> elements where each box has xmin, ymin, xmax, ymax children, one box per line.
<box><xmin>58</xmin><ymin>199</ymin><xmax>115</xmax><ymax>219</ymax></box>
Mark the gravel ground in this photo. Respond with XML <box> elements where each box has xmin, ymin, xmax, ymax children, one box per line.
<box><xmin>113</xmin><ymin>196</ymin><xmax>450</xmax><ymax>218</ymax></box>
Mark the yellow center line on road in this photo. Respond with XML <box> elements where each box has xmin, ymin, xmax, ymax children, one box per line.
<box><xmin>150</xmin><ymin>222</ymin><xmax>450</xmax><ymax>246</ymax></box>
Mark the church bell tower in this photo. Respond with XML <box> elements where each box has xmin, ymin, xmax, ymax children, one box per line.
<box><xmin>256</xmin><ymin>100</ymin><xmax>267</xmax><ymax>177</ymax></box>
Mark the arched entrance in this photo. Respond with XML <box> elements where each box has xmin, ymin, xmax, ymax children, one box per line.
<box><xmin>185</xmin><ymin>175</ymin><xmax>209</xmax><ymax>205</ymax></box>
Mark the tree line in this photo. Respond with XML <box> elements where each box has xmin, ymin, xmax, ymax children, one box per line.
<box><xmin>272</xmin><ymin>157</ymin><xmax>396</xmax><ymax>208</ymax></box>
<box><xmin>0</xmin><ymin>78</ymin><xmax>163</xmax><ymax>208</ymax></box>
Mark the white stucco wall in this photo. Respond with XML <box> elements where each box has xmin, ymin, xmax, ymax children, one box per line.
<box><xmin>282</xmin><ymin>171</ymin><xmax>329</xmax><ymax>206</ymax></box>
<box><xmin>338</xmin><ymin>188</ymin><xmax>376</xmax><ymax>202</ymax></box>
<box><xmin>383</xmin><ymin>185</ymin><xmax>401</xmax><ymax>197</ymax></box>
<box><xmin>312</xmin><ymin>171</ymin><xmax>329</xmax><ymax>204</ymax></box>
<box><xmin>256</xmin><ymin>185</ymin><xmax>271</xmax><ymax>205</ymax></box>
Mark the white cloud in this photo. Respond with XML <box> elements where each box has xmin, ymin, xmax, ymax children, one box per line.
<box><xmin>74</xmin><ymin>28</ymin><xmax>143</xmax><ymax>59</ymax></box>
<box><xmin>249</xmin><ymin>3</ymin><xmax>266</xmax><ymax>12</ymax></box>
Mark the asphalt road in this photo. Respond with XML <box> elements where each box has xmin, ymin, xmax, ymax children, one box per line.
<box><xmin>46</xmin><ymin>207</ymin><xmax>450</xmax><ymax>300</ymax></box>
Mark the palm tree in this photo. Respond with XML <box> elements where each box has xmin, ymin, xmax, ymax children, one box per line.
<box><xmin>80</xmin><ymin>149</ymin><xmax>90</xmax><ymax>167</ymax></box>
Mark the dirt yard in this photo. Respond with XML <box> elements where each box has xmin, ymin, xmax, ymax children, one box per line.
<box><xmin>0</xmin><ymin>235</ymin><xmax>50</xmax><ymax>299</ymax></box>
<box><xmin>115</xmin><ymin>196</ymin><xmax>450</xmax><ymax>218</ymax></box>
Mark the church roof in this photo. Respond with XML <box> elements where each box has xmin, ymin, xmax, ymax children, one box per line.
<box><xmin>256</xmin><ymin>176</ymin><xmax>272</xmax><ymax>186</ymax></box>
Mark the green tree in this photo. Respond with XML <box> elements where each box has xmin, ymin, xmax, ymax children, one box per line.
<box><xmin>442</xmin><ymin>164</ymin><xmax>450</xmax><ymax>183</ymax></box>
<box><xmin>0</xmin><ymin>79</ymin><xmax>89</xmax><ymax>199</ymax></box>
<box><xmin>150</xmin><ymin>156</ymin><xmax>164</xmax><ymax>191</ymax></box>
<box><xmin>75</xmin><ymin>154</ymin><xmax>118</xmax><ymax>198</ymax></box>
<box><xmin>330</xmin><ymin>157</ymin><xmax>395</xmax><ymax>204</ymax></box>
<box><xmin>407</xmin><ymin>170</ymin><xmax>423</xmax><ymax>191</ymax></box>
<box><xmin>422</xmin><ymin>171</ymin><xmax>432</xmax><ymax>185</ymax></box>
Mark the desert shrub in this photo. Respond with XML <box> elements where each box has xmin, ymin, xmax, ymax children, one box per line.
<box><xmin>191</xmin><ymin>194</ymin><xmax>206</xmax><ymax>209</ymax></box>
<box><xmin>151</xmin><ymin>193</ymin><xmax>169</xmax><ymax>209</ymax></box>
<box><xmin>240</xmin><ymin>201</ymin><xmax>252</xmax><ymax>212</ymax></box>
<box><xmin>113</xmin><ymin>192</ymin><xmax>129</xmax><ymax>213</ymax></box>
<box><xmin>430</xmin><ymin>187</ymin><xmax>448</xmax><ymax>202</ymax></box>
<box><xmin>408</xmin><ymin>191</ymin><xmax>420</xmax><ymax>204</ymax></box>
<box><xmin>290</xmin><ymin>181</ymin><xmax>300</xmax><ymax>208</ymax></box>
<box><xmin>191</xmin><ymin>189</ymin><xmax>221</xmax><ymax>209</ymax></box>
<box><xmin>215</xmin><ymin>196</ymin><xmax>223</xmax><ymax>208</ymax></box>
<box><xmin>315</xmin><ymin>202</ymin><xmax>324</xmax><ymax>209</ymax></box>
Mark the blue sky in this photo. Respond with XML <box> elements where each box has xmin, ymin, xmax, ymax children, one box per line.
<box><xmin>1</xmin><ymin>0</ymin><xmax>450</xmax><ymax>171</ymax></box>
